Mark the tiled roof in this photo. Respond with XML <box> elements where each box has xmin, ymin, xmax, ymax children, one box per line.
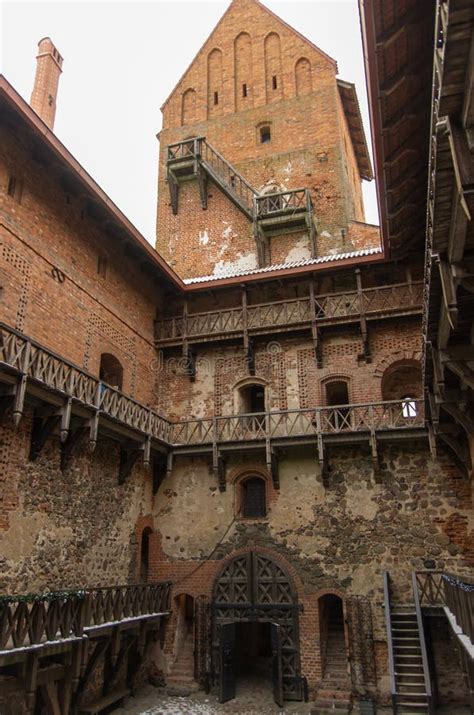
<box><xmin>183</xmin><ymin>247</ymin><xmax>383</xmax><ymax>284</ymax></box>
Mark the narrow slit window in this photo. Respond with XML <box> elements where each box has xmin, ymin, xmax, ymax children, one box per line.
<box><xmin>272</xmin><ymin>75</ymin><xmax>278</xmax><ymax>90</ymax></box>
<box><xmin>242</xmin><ymin>83</ymin><xmax>248</xmax><ymax>98</ymax></box>
<box><xmin>214</xmin><ymin>91</ymin><xmax>219</xmax><ymax>105</ymax></box>
<box><xmin>97</xmin><ymin>255</ymin><xmax>107</xmax><ymax>278</ymax></box>
<box><xmin>260</xmin><ymin>125</ymin><xmax>271</xmax><ymax>144</ymax></box>
<box><xmin>7</xmin><ymin>175</ymin><xmax>23</xmax><ymax>203</ymax></box>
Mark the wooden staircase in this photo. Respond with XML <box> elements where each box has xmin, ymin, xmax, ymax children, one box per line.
<box><xmin>166</xmin><ymin>627</ymin><xmax>199</xmax><ymax>694</ymax></box>
<box><xmin>384</xmin><ymin>572</ymin><xmax>434</xmax><ymax>715</ymax></box>
<box><xmin>391</xmin><ymin>607</ymin><xmax>431</xmax><ymax>714</ymax></box>
<box><xmin>166</xmin><ymin>137</ymin><xmax>316</xmax><ymax>265</ymax></box>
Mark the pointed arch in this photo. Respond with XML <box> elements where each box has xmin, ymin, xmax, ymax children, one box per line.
<box><xmin>295</xmin><ymin>57</ymin><xmax>312</xmax><ymax>96</ymax></box>
<box><xmin>181</xmin><ymin>87</ymin><xmax>197</xmax><ymax>125</ymax></box>
<box><xmin>207</xmin><ymin>47</ymin><xmax>223</xmax><ymax>117</ymax></box>
<box><xmin>234</xmin><ymin>31</ymin><xmax>253</xmax><ymax>110</ymax></box>
<box><xmin>264</xmin><ymin>32</ymin><xmax>283</xmax><ymax>102</ymax></box>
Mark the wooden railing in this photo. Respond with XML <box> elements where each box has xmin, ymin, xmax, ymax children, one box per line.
<box><xmin>414</xmin><ymin>571</ymin><xmax>444</xmax><ymax>606</ymax></box>
<box><xmin>411</xmin><ymin>573</ymin><xmax>434</xmax><ymax>714</ymax></box>
<box><xmin>200</xmin><ymin>139</ymin><xmax>256</xmax><ymax>215</ymax></box>
<box><xmin>0</xmin><ymin>583</ymin><xmax>171</xmax><ymax>652</ymax></box>
<box><xmin>383</xmin><ymin>572</ymin><xmax>398</xmax><ymax>711</ymax></box>
<box><xmin>154</xmin><ymin>282</ymin><xmax>423</xmax><ymax>343</ymax></box>
<box><xmin>0</xmin><ymin>322</ymin><xmax>172</xmax><ymax>443</ymax></box>
<box><xmin>255</xmin><ymin>188</ymin><xmax>310</xmax><ymax>217</ymax></box>
<box><xmin>171</xmin><ymin>400</ymin><xmax>425</xmax><ymax>446</ymax></box>
<box><xmin>442</xmin><ymin>574</ymin><xmax>474</xmax><ymax>644</ymax></box>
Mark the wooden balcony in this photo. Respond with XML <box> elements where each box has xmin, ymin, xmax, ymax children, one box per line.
<box><xmin>0</xmin><ymin>583</ymin><xmax>171</xmax><ymax>713</ymax></box>
<box><xmin>0</xmin><ymin>583</ymin><xmax>171</xmax><ymax>661</ymax></box>
<box><xmin>166</xmin><ymin>138</ymin><xmax>317</xmax><ymax>263</ymax></box>
<box><xmin>170</xmin><ymin>399</ymin><xmax>426</xmax><ymax>488</ymax></box>
<box><xmin>0</xmin><ymin>321</ymin><xmax>427</xmax><ymax>488</ymax></box>
<box><xmin>154</xmin><ymin>281</ymin><xmax>423</xmax><ymax>347</ymax></box>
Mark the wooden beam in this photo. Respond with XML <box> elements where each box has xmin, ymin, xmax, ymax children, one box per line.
<box><xmin>442</xmin><ymin>403</ymin><xmax>474</xmax><ymax>436</ymax></box>
<box><xmin>444</xmin><ymin>361</ymin><xmax>474</xmax><ymax>391</ymax></box>
<box><xmin>356</xmin><ymin>268</ymin><xmax>371</xmax><ymax>362</ymax></box>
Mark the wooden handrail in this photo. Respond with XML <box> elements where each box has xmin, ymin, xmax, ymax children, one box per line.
<box><xmin>411</xmin><ymin>572</ymin><xmax>433</xmax><ymax>710</ymax></box>
<box><xmin>155</xmin><ymin>282</ymin><xmax>423</xmax><ymax>340</ymax></box>
<box><xmin>383</xmin><ymin>572</ymin><xmax>397</xmax><ymax>700</ymax></box>
<box><xmin>0</xmin><ymin>582</ymin><xmax>171</xmax><ymax>652</ymax></box>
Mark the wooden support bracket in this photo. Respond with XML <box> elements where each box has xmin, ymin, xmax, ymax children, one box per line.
<box><xmin>266</xmin><ymin>442</ymin><xmax>280</xmax><ymax>490</ymax></box>
<box><xmin>118</xmin><ymin>448</ymin><xmax>141</xmax><ymax>485</ymax></box>
<box><xmin>355</xmin><ymin>268</ymin><xmax>371</xmax><ymax>362</ymax></box>
<box><xmin>61</xmin><ymin>425</ymin><xmax>87</xmax><ymax>471</ymax></box>
<box><xmin>29</xmin><ymin>411</ymin><xmax>61</xmax><ymax>461</ymax></box>
<box><xmin>196</xmin><ymin>164</ymin><xmax>208</xmax><ymax>210</ymax></box>
<box><xmin>168</xmin><ymin>169</ymin><xmax>179</xmax><ymax>215</ymax></box>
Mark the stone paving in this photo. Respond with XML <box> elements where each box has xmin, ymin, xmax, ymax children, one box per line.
<box><xmin>112</xmin><ymin>685</ymin><xmax>471</xmax><ymax>715</ymax></box>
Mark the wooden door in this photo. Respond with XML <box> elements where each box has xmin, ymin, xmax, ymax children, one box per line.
<box><xmin>218</xmin><ymin>622</ymin><xmax>236</xmax><ymax>703</ymax></box>
<box><xmin>271</xmin><ymin>622</ymin><xmax>283</xmax><ymax>707</ymax></box>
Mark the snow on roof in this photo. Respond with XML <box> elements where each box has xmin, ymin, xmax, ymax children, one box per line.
<box><xmin>183</xmin><ymin>246</ymin><xmax>383</xmax><ymax>284</ymax></box>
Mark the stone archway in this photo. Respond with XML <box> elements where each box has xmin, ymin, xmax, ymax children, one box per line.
<box><xmin>212</xmin><ymin>550</ymin><xmax>302</xmax><ymax>703</ymax></box>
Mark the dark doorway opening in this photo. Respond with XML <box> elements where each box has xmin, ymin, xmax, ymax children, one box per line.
<box><xmin>235</xmin><ymin>622</ymin><xmax>272</xmax><ymax>694</ymax></box>
<box><xmin>319</xmin><ymin>594</ymin><xmax>348</xmax><ymax>682</ymax></box>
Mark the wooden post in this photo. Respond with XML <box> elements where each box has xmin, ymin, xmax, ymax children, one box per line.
<box><xmin>356</xmin><ymin>268</ymin><xmax>371</xmax><ymax>362</ymax></box>
<box><xmin>309</xmin><ymin>279</ymin><xmax>322</xmax><ymax>368</ymax></box>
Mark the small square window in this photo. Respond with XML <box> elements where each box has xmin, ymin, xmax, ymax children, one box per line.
<box><xmin>214</xmin><ymin>91</ymin><xmax>219</xmax><ymax>105</ymax></box>
<box><xmin>242</xmin><ymin>83</ymin><xmax>248</xmax><ymax>98</ymax></box>
<box><xmin>272</xmin><ymin>75</ymin><xmax>278</xmax><ymax>90</ymax></box>
<box><xmin>260</xmin><ymin>126</ymin><xmax>271</xmax><ymax>144</ymax></box>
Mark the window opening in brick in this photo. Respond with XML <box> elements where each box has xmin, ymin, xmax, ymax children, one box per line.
<box><xmin>260</xmin><ymin>125</ymin><xmax>271</xmax><ymax>144</ymax></box>
<box><xmin>7</xmin><ymin>175</ymin><xmax>23</xmax><ymax>203</ymax></box>
<box><xmin>214</xmin><ymin>91</ymin><xmax>219</xmax><ymax>105</ymax></box>
<box><xmin>242</xmin><ymin>477</ymin><xmax>266</xmax><ymax>518</ymax></box>
<box><xmin>140</xmin><ymin>527</ymin><xmax>152</xmax><ymax>582</ymax></box>
<box><xmin>97</xmin><ymin>255</ymin><xmax>108</xmax><ymax>278</ymax></box>
<box><xmin>402</xmin><ymin>397</ymin><xmax>417</xmax><ymax>418</ymax></box>
<box><xmin>242</xmin><ymin>83</ymin><xmax>248</xmax><ymax>97</ymax></box>
<box><xmin>99</xmin><ymin>353</ymin><xmax>123</xmax><ymax>390</ymax></box>
<box><xmin>272</xmin><ymin>75</ymin><xmax>278</xmax><ymax>90</ymax></box>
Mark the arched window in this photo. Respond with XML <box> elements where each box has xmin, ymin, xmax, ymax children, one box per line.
<box><xmin>140</xmin><ymin>527</ymin><xmax>152</xmax><ymax>582</ymax></box>
<box><xmin>99</xmin><ymin>353</ymin><xmax>123</xmax><ymax>390</ymax></box>
<box><xmin>381</xmin><ymin>362</ymin><xmax>422</xmax><ymax>402</ymax></box>
<box><xmin>242</xmin><ymin>476</ymin><xmax>266</xmax><ymax>518</ymax></box>
<box><xmin>238</xmin><ymin>383</ymin><xmax>266</xmax><ymax>414</ymax></box>
<box><xmin>324</xmin><ymin>379</ymin><xmax>350</xmax><ymax>430</ymax></box>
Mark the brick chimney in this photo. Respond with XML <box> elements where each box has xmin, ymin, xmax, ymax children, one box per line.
<box><xmin>30</xmin><ymin>37</ymin><xmax>63</xmax><ymax>130</ymax></box>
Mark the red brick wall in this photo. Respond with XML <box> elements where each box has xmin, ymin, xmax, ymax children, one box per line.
<box><xmin>0</xmin><ymin>123</ymin><xmax>161</xmax><ymax>405</ymax></box>
<box><xmin>156</xmin><ymin>0</ymin><xmax>374</xmax><ymax>278</ymax></box>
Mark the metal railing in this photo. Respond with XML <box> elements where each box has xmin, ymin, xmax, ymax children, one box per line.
<box><xmin>0</xmin><ymin>583</ymin><xmax>171</xmax><ymax>652</ymax></box>
<box><xmin>154</xmin><ymin>282</ymin><xmax>423</xmax><ymax>343</ymax></box>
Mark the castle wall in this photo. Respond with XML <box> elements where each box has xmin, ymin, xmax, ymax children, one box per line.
<box><xmin>0</xmin><ymin>122</ymin><xmax>161</xmax><ymax>406</ymax></box>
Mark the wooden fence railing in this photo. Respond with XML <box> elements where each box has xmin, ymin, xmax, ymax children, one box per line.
<box><xmin>0</xmin><ymin>322</ymin><xmax>172</xmax><ymax>442</ymax></box>
<box><xmin>0</xmin><ymin>583</ymin><xmax>171</xmax><ymax>652</ymax></box>
<box><xmin>171</xmin><ymin>400</ymin><xmax>425</xmax><ymax>446</ymax></box>
<box><xmin>154</xmin><ymin>282</ymin><xmax>423</xmax><ymax>343</ymax></box>
<box><xmin>442</xmin><ymin>574</ymin><xmax>474</xmax><ymax>644</ymax></box>
<box><xmin>0</xmin><ymin>322</ymin><xmax>426</xmax><ymax>452</ymax></box>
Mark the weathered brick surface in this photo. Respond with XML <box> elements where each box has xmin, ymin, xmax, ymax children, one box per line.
<box><xmin>156</xmin><ymin>0</ymin><xmax>378</xmax><ymax>279</ymax></box>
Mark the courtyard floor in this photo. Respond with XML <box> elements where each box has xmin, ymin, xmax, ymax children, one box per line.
<box><xmin>111</xmin><ymin>684</ymin><xmax>471</xmax><ymax>715</ymax></box>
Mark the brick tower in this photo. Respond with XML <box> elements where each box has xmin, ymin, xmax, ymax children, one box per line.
<box><xmin>156</xmin><ymin>0</ymin><xmax>377</xmax><ymax>279</ymax></box>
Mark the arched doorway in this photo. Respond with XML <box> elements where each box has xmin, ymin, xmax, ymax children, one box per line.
<box><xmin>212</xmin><ymin>550</ymin><xmax>302</xmax><ymax>705</ymax></box>
<box><xmin>318</xmin><ymin>594</ymin><xmax>349</xmax><ymax>684</ymax></box>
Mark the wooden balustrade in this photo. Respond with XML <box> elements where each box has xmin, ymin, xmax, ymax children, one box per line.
<box><xmin>255</xmin><ymin>188</ymin><xmax>310</xmax><ymax>217</ymax></box>
<box><xmin>414</xmin><ymin>571</ymin><xmax>444</xmax><ymax>606</ymax></box>
<box><xmin>442</xmin><ymin>574</ymin><xmax>474</xmax><ymax>643</ymax></box>
<box><xmin>171</xmin><ymin>399</ymin><xmax>425</xmax><ymax>447</ymax></box>
<box><xmin>0</xmin><ymin>322</ymin><xmax>171</xmax><ymax>444</ymax></box>
<box><xmin>154</xmin><ymin>282</ymin><xmax>423</xmax><ymax>345</ymax></box>
<box><xmin>0</xmin><ymin>583</ymin><xmax>171</xmax><ymax>653</ymax></box>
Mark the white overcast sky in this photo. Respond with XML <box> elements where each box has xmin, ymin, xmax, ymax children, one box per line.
<box><xmin>1</xmin><ymin>0</ymin><xmax>379</xmax><ymax>244</ymax></box>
